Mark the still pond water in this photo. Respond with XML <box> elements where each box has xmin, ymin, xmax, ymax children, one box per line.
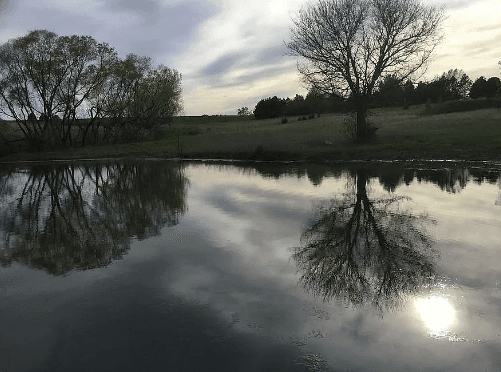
<box><xmin>0</xmin><ymin>160</ymin><xmax>500</xmax><ymax>372</ymax></box>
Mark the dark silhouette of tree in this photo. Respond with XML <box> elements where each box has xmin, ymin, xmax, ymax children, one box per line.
<box><xmin>290</xmin><ymin>94</ymin><xmax>309</xmax><ymax>116</ymax></box>
<box><xmin>469</xmin><ymin>76</ymin><xmax>488</xmax><ymax>99</ymax></box>
<box><xmin>0</xmin><ymin>161</ymin><xmax>187</xmax><ymax>275</ymax></box>
<box><xmin>403</xmin><ymin>80</ymin><xmax>415</xmax><ymax>107</ymax></box>
<box><xmin>253</xmin><ymin>96</ymin><xmax>287</xmax><ymax>119</ymax></box>
<box><xmin>0</xmin><ymin>30</ymin><xmax>117</xmax><ymax>150</ymax></box>
<box><xmin>293</xmin><ymin>169</ymin><xmax>438</xmax><ymax>311</ymax></box>
<box><xmin>237</xmin><ymin>107</ymin><xmax>250</xmax><ymax>116</ymax></box>
<box><xmin>413</xmin><ymin>80</ymin><xmax>431</xmax><ymax>104</ymax></box>
<box><xmin>426</xmin><ymin>69</ymin><xmax>472</xmax><ymax>102</ymax></box>
<box><xmin>0</xmin><ymin>30</ymin><xmax>183</xmax><ymax>149</ymax></box>
<box><xmin>374</xmin><ymin>75</ymin><xmax>404</xmax><ymax>107</ymax></box>
<box><xmin>305</xmin><ymin>88</ymin><xmax>326</xmax><ymax>114</ymax></box>
<box><xmin>453</xmin><ymin>70</ymin><xmax>473</xmax><ymax>99</ymax></box>
<box><xmin>287</xmin><ymin>0</ymin><xmax>444</xmax><ymax>142</ymax></box>
<box><xmin>486</xmin><ymin>77</ymin><xmax>501</xmax><ymax>98</ymax></box>
<box><xmin>88</xmin><ymin>54</ymin><xmax>183</xmax><ymax>144</ymax></box>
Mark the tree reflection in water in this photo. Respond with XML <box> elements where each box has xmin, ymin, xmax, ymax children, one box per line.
<box><xmin>0</xmin><ymin>161</ymin><xmax>187</xmax><ymax>275</ymax></box>
<box><xmin>293</xmin><ymin>169</ymin><xmax>438</xmax><ymax>312</ymax></box>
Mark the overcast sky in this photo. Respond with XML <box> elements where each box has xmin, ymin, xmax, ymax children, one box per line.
<box><xmin>0</xmin><ymin>0</ymin><xmax>500</xmax><ymax>115</ymax></box>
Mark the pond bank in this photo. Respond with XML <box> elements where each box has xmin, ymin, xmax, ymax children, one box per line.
<box><xmin>2</xmin><ymin>106</ymin><xmax>500</xmax><ymax>163</ymax></box>
<box><xmin>2</xmin><ymin>146</ymin><xmax>501</xmax><ymax>164</ymax></box>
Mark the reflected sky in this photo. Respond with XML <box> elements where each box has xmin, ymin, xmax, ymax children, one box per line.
<box><xmin>0</xmin><ymin>161</ymin><xmax>500</xmax><ymax>372</ymax></box>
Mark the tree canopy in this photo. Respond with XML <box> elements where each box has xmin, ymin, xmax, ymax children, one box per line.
<box><xmin>0</xmin><ymin>30</ymin><xmax>183</xmax><ymax>150</ymax></box>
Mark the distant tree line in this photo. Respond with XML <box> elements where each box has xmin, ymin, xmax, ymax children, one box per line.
<box><xmin>373</xmin><ymin>69</ymin><xmax>501</xmax><ymax>107</ymax></box>
<box><xmin>253</xmin><ymin>69</ymin><xmax>501</xmax><ymax>120</ymax></box>
<box><xmin>253</xmin><ymin>89</ymin><xmax>344</xmax><ymax>120</ymax></box>
<box><xmin>0</xmin><ymin>30</ymin><xmax>183</xmax><ymax>151</ymax></box>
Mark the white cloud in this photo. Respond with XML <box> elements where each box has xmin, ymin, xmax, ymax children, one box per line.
<box><xmin>171</xmin><ymin>0</ymin><xmax>306</xmax><ymax>114</ymax></box>
<box><xmin>424</xmin><ymin>0</ymin><xmax>501</xmax><ymax>80</ymax></box>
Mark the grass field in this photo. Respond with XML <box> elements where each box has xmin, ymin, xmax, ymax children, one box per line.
<box><xmin>1</xmin><ymin>104</ymin><xmax>501</xmax><ymax>162</ymax></box>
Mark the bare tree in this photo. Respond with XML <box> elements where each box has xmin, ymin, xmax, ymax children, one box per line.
<box><xmin>286</xmin><ymin>0</ymin><xmax>444</xmax><ymax>142</ymax></box>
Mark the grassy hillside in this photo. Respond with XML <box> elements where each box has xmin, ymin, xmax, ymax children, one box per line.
<box><xmin>1</xmin><ymin>104</ymin><xmax>501</xmax><ymax>162</ymax></box>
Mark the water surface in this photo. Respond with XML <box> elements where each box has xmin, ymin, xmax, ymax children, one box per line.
<box><xmin>1</xmin><ymin>160</ymin><xmax>500</xmax><ymax>371</ymax></box>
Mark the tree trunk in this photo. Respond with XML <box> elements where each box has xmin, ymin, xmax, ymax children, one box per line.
<box><xmin>356</xmin><ymin>107</ymin><xmax>367</xmax><ymax>143</ymax></box>
<box><xmin>355</xmin><ymin>95</ymin><xmax>370</xmax><ymax>143</ymax></box>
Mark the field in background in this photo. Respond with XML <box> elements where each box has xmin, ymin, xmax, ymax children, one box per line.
<box><xmin>1</xmin><ymin>104</ymin><xmax>501</xmax><ymax>162</ymax></box>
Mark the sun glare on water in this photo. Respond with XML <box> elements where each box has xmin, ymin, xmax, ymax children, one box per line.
<box><xmin>415</xmin><ymin>297</ymin><xmax>456</xmax><ymax>332</ymax></box>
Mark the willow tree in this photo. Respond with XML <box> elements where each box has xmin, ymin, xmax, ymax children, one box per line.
<box><xmin>287</xmin><ymin>0</ymin><xmax>444</xmax><ymax>142</ymax></box>
<box><xmin>87</xmin><ymin>54</ymin><xmax>183</xmax><ymax>143</ymax></box>
<box><xmin>0</xmin><ymin>30</ymin><xmax>183</xmax><ymax>149</ymax></box>
<box><xmin>0</xmin><ymin>30</ymin><xmax>117</xmax><ymax>149</ymax></box>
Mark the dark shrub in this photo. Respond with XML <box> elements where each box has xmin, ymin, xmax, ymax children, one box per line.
<box><xmin>281</xmin><ymin>117</ymin><xmax>288</xmax><ymax>124</ymax></box>
<box><xmin>254</xmin><ymin>96</ymin><xmax>286</xmax><ymax>119</ymax></box>
<box><xmin>428</xmin><ymin>98</ymin><xmax>501</xmax><ymax>114</ymax></box>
